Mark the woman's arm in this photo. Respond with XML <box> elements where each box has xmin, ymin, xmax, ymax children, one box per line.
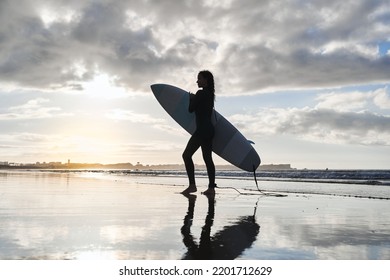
<box><xmin>188</xmin><ymin>91</ymin><xmax>201</xmax><ymax>113</ymax></box>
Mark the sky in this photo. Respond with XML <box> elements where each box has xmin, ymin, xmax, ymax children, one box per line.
<box><xmin>1</xmin><ymin>0</ymin><xmax>390</xmax><ymax>169</ymax></box>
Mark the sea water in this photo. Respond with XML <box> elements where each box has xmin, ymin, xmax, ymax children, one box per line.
<box><xmin>1</xmin><ymin>169</ymin><xmax>389</xmax><ymax>260</ymax></box>
<box><xmin>98</xmin><ymin>169</ymin><xmax>390</xmax><ymax>199</ymax></box>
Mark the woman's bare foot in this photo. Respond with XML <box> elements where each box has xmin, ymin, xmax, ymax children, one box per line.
<box><xmin>181</xmin><ymin>184</ymin><xmax>197</xmax><ymax>194</ymax></box>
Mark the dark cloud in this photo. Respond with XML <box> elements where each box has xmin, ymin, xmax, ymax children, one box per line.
<box><xmin>280</xmin><ymin>109</ymin><xmax>390</xmax><ymax>134</ymax></box>
<box><xmin>0</xmin><ymin>0</ymin><xmax>389</xmax><ymax>94</ymax></box>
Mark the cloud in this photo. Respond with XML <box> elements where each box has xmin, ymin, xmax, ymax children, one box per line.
<box><xmin>105</xmin><ymin>108</ymin><xmax>164</xmax><ymax>123</ymax></box>
<box><xmin>372</xmin><ymin>87</ymin><xmax>390</xmax><ymax>109</ymax></box>
<box><xmin>0</xmin><ymin>132</ymin><xmax>64</xmax><ymax>146</ymax></box>
<box><xmin>0</xmin><ymin>0</ymin><xmax>389</xmax><ymax>95</ymax></box>
<box><xmin>0</xmin><ymin>98</ymin><xmax>69</xmax><ymax>120</ymax></box>
<box><xmin>314</xmin><ymin>86</ymin><xmax>390</xmax><ymax>111</ymax></box>
<box><xmin>0</xmin><ymin>132</ymin><xmax>66</xmax><ymax>161</ymax></box>
<box><xmin>105</xmin><ymin>108</ymin><xmax>185</xmax><ymax>136</ymax></box>
<box><xmin>229</xmin><ymin>87</ymin><xmax>390</xmax><ymax>146</ymax></box>
<box><xmin>315</xmin><ymin>92</ymin><xmax>369</xmax><ymax>111</ymax></box>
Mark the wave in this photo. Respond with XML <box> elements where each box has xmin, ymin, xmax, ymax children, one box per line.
<box><xmin>105</xmin><ymin>169</ymin><xmax>390</xmax><ymax>185</ymax></box>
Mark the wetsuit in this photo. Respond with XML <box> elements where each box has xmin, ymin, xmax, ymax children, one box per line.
<box><xmin>182</xmin><ymin>88</ymin><xmax>216</xmax><ymax>188</ymax></box>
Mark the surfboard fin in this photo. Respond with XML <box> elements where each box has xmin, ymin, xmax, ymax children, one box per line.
<box><xmin>248</xmin><ymin>140</ymin><xmax>255</xmax><ymax>145</ymax></box>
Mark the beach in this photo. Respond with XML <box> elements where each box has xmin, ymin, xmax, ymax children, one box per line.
<box><xmin>0</xmin><ymin>170</ymin><xmax>389</xmax><ymax>260</ymax></box>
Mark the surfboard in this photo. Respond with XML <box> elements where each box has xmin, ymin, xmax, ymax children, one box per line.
<box><xmin>151</xmin><ymin>84</ymin><xmax>261</xmax><ymax>172</ymax></box>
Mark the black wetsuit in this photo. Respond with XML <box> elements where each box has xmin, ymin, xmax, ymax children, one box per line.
<box><xmin>182</xmin><ymin>88</ymin><xmax>215</xmax><ymax>187</ymax></box>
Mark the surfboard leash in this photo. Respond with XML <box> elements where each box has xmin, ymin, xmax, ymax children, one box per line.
<box><xmin>253</xmin><ymin>165</ymin><xmax>260</xmax><ymax>192</ymax></box>
<box><xmin>252</xmin><ymin>166</ymin><xmax>287</xmax><ymax>197</ymax></box>
<box><xmin>215</xmin><ymin>166</ymin><xmax>264</xmax><ymax>195</ymax></box>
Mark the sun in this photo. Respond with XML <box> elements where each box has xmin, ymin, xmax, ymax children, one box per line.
<box><xmin>82</xmin><ymin>73</ymin><xmax>128</xmax><ymax>99</ymax></box>
<box><xmin>61</xmin><ymin>62</ymin><xmax>130</xmax><ymax>99</ymax></box>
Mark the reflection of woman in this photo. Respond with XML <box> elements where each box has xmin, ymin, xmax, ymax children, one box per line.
<box><xmin>181</xmin><ymin>194</ymin><xmax>215</xmax><ymax>260</ymax></box>
<box><xmin>181</xmin><ymin>194</ymin><xmax>260</xmax><ymax>260</ymax></box>
<box><xmin>181</xmin><ymin>70</ymin><xmax>216</xmax><ymax>195</ymax></box>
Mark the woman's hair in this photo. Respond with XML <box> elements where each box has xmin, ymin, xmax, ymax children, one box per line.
<box><xmin>199</xmin><ymin>70</ymin><xmax>215</xmax><ymax>98</ymax></box>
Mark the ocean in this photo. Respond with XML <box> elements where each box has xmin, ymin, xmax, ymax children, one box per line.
<box><xmin>1</xmin><ymin>169</ymin><xmax>389</xmax><ymax>260</ymax></box>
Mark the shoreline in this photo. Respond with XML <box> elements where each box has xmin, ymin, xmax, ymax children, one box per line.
<box><xmin>2</xmin><ymin>169</ymin><xmax>390</xmax><ymax>198</ymax></box>
<box><xmin>2</xmin><ymin>167</ymin><xmax>390</xmax><ymax>183</ymax></box>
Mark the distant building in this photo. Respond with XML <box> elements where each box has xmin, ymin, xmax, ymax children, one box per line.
<box><xmin>259</xmin><ymin>164</ymin><xmax>293</xmax><ymax>170</ymax></box>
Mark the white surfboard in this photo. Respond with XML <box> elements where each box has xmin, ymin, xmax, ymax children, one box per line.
<box><xmin>151</xmin><ymin>84</ymin><xmax>261</xmax><ymax>172</ymax></box>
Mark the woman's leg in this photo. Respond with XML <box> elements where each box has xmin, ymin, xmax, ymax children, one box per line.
<box><xmin>182</xmin><ymin>135</ymin><xmax>201</xmax><ymax>188</ymax></box>
<box><xmin>201</xmin><ymin>138</ymin><xmax>215</xmax><ymax>188</ymax></box>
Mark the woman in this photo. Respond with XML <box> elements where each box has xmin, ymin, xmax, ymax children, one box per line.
<box><xmin>182</xmin><ymin>70</ymin><xmax>216</xmax><ymax>195</ymax></box>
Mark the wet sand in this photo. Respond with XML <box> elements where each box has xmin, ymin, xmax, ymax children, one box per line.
<box><xmin>0</xmin><ymin>170</ymin><xmax>389</xmax><ymax>260</ymax></box>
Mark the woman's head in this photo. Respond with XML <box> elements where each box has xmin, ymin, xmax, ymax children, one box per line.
<box><xmin>197</xmin><ymin>70</ymin><xmax>215</xmax><ymax>94</ymax></box>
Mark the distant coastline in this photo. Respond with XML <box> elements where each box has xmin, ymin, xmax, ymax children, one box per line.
<box><xmin>0</xmin><ymin>161</ymin><xmax>294</xmax><ymax>171</ymax></box>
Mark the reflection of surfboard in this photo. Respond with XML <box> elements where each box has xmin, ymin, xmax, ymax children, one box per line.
<box><xmin>151</xmin><ymin>84</ymin><xmax>261</xmax><ymax>172</ymax></box>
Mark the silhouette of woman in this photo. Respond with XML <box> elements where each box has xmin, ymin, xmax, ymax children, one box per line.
<box><xmin>181</xmin><ymin>70</ymin><xmax>216</xmax><ymax>195</ymax></box>
<box><xmin>181</xmin><ymin>193</ymin><xmax>260</xmax><ymax>260</ymax></box>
